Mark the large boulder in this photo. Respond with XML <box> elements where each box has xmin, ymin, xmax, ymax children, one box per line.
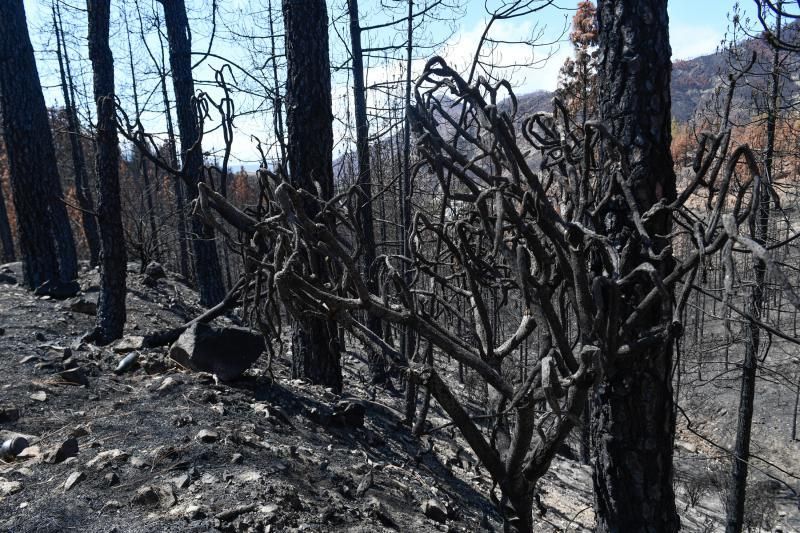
<box><xmin>169</xmin><ymin>323</ymin><xmax>264</xmax><ymax>381</ymax></box>
<box><xmin>144</xmin><ymin>261</ymin><xmax>166</xmax><ymax>280</ymax></box>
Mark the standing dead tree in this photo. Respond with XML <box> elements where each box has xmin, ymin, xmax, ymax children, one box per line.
<box><xmin>189</xmin><ymin>55</ymin><xmax>793</xmax><ymax>531</ymax></box>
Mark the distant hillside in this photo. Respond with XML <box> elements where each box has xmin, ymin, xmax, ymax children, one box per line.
<box><xmin>516</xmin><ymin>21</ymin><xmax>800</xmax><ymax>123</ymax></box>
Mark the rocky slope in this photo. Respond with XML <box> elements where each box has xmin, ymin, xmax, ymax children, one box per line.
<box><xmin>0</xmin><ymin>261</ymin><xmax>797</xmax><ymax>532</ymax></box>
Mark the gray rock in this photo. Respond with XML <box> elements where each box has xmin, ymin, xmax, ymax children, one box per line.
<box><xmin>68</xmin><ymin>297</ymin><xmax>97</xmax><ymax>316</ymax></box>
<box><xmin>196</xmin><ymin>429</ymin><xmax>219</xmax><ymax>443</ymax></box>
<box><xmin>355</xmin><ymin>469</ymin><xmax>373</xmax><ymax>497</ymax></box>
<box><xmin>64</xmin><ymin>471</ymin><xmax>85</xmax><ymax>491</ymax></box>
<box><xmin>333</xmin><ymin>401</ymin><xmax>365</xmax><ymax>428</ymax></box>
<box><xmin>156</xmin><ymin>376</ymin><xmax>178</xmax><ymax>393</ymax></box>
<box><xmin>45</xmin><ymin>437</ymin><xmax>79</xmax><ymax>464</ymax></box>
<box><xmin>132</xmin><ymin>486</ymin><xmax>159</xmax><ymax>506</ymax></box>
<box><xmin>58</xmin><ymin>367</ymin><xmax>88</xmax><ymax>386</ymax></box>
<box><xmin>129</xmin><ymin>456</ymin><xmax>147</xmax><ymax>469</ymax></box>
<box><xmin>0</xmin><ymin>480</ymin><xmax>22</xmax><ymax>497</ymax></box>
<box><xmin>86</xmin><ymin>449</ymin><xmax>128</xmax><ymax>469</ymax></box>
<box><xmin>29</xmin><ymin>391</ymin><xmax>47</xmax><ymax>402</ymax></box>
<box><xmin>368</xmin><ymin>497</ymin><xmax>399</xmax><ymax>529</ymax></box>
<box><xmin>144</xmin><ymin>262</ymin><xmax>166</xmax><ymax>280</ymax></box>
<box><xmin>169</xmin><ymin>323</ymin><xmax>264</xmax><ymax>381</ymax></box>
<box><xmin>104</xmin><ymin>472</ymin><xmax>120</xmax><ymax>486</ymax></box>
<box><xmin>172</xmin><ymin>473</ymin><xmax>191</xmax><ymax>489</ymax></box>
<box><xmin>34</xmin><ymin>280</ymin><xmax>79</xmax><ymax>299</ymax></box>
<box><xmin>0</xmin><ymin>407</ymin><xmax>20</xmax><ymax>424</ymax></box>
<box><xmin>422</xmin><ymin>499</ymin><xmax>448</xmax><ymax>523</ymax></box>
<box><xmin>113</xmin><ymin>336</ymin><xmax>144</xmax><ymax>354</ymax></box>
<box><xmin>130</xmin><ymin>484</ymin><xmax>176</xmax><ymax>508</ymax></box>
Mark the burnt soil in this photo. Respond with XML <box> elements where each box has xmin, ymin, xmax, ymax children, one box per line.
<box><xmin>0</xmin><ymin>262</ymin><xmax>540</xmax><ymax>533</ymax></box>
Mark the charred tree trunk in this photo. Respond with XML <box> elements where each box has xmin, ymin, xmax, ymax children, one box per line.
<box><xmin>348</xmin><ymin>0</ymin><xmax>384</xmax><ymax>384</ymax></box>
<box><xmin>725</xmin><ymin>10</ymin><xmax>782</xmax><ymax>531</ymax></box>
<box><xmin>160</xmin><ymin>0</ymin><xmax>225</xmax><ymax>306</ymax></box>
<box><xmin>402</xmin><ymin>0</ymin><xmax>418</xmax><ymax>424</ymax></box>
<box><xmin>0</xmin><ymin>0</ymin><xmax>78</xmax><ymax>293</ymax></box>
<box><xmin>124</xmin><ymin>11</ymin><xmax>160</xmax><ymax>263</ymax></box>
<box><xmin>0</xmin><ymin>176</ymin><xmax>15</xmax><ymax>263</ymax></box>
<box><xmin>53</xmin><ymin>2</ymin><xmax>101</xmax><ymax>267</ymax></box>
<box><xmin>591</xmin><ymin>1</ymin><xmax>679</xmax><ymax>531</ymax></box>
<box><xmin>87</xmin><ymin>0</ymin><xmax>127</xmax><ymax>344</ymax></box>
<box><xmin>282</xmin><ymin>0</ymin><xmax>342</xmax><ymax>393</ymax></box>
<box><xmin>158</xmin><ymin>68</ymin><xmax>191</xmax><ymax>281</ymax></box>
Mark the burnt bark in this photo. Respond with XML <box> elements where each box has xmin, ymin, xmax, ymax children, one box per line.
<box><xmin>0</xmin><ymin>175</ymin><xmax>15</xmax><ymax>263</ymax></box>
<box><xmin>0</xmin><ymin>0</ymin><xmax>78</xmax><ymax>292</ymax></box>
<box><xmin>347</xmin><ymin>0</ymin><xmax>384</xmax><ymax>384</ymax></box>
<box><xmin>87</xmin><ymin>0</ymin><xmax>127</xmax><ymax>344</ymax></box>
<box><xmin>591</xmin><ymin>1</ymin><xmax>679</xmax><ymax>531</ymax></box>
<box><xmin>282</xmin><ymin>0</ymin><xmax>342</xmax><ymax>393</ymax></box>
<box><xmin>160</xmin><ymin>0</ymin><xmax>225</xmax><ymax>306</ymax></box>
<box><xmin>725</xmin><ymin>11</ymin><xmax>782</xmax><ymax>532</ymax></box>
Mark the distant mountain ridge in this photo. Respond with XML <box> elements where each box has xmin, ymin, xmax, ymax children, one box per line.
<box><xmin>516</xmin><ymin>21</ymin><xmax>800</xmax><ymax>123</ymax></box>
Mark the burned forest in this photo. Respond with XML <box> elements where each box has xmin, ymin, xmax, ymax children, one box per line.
<box><xmin>1</xmin><ymin>0</ymin><xmax>799</xmax><ymax>532</ymax></box>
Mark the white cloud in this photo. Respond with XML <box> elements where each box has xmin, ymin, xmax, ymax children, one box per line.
<box><xmin>438</xmin><ymin>17</ymin><xmax>568</xmax><ymax>95</ymax></box>
<box><xmin>670</xmin><ymin>23</ymin><xmax>723</xmax><ymax>61</ymax></box>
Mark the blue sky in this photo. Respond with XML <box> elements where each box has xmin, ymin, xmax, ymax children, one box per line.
<box><xmin>20</xmin><ymin>0</ymin><xmax>752</xmax><ymax>165</ymax></box>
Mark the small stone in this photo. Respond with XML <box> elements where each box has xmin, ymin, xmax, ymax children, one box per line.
<box><xmin>64</xmin><ymin>471</ymin><xmax>85</xmax><ymax>491</ymax></box>
<box><xmin>104</xmin><ymin>472</ymin><xmax>120</xmax><ymax>486</ymax></box>
<box><xmin>0</xmin><ymin>480</ymin><xmax>22</xmax><ymax>497</ymax></box>
<box><xmin>29</xmin><ymin>391</ymin><xmax>47</xmax><ymax>402</ymax></box>
<box><xmin>156</xmin><ymin>377</ymin><xmax>178</xmax><ymax>392</ymax></box>
<box><xmin>101</xmin><ymin>500</ymin><xmax>122</xmax><ymax>511</ymax></box>
<box><xmin>144</xmin><ymin>262</ymin><xmax>166</xmax><ymax>280</ymax></box>
<box><xmin>368</xmin><ymin>497</ymin><xmax>399</xmax><ymax>529</ymax></box>
<box><xmin>70</xmin><ymin>426</ymin><xmax>90</xmax><ymax>438</ymax></box>
<box><xmin>86</xmin><ymin>449</ymin><xmax>128</xmax><ymax>469</ymax></box>
<box><xmin>230</xmin><ymin>453</ymin><xmax>243</xmax><ymax>464</ymax></box>
<box><xmin>215</xmin><ymin>503</ymin><xmax>257</xmax><ymax>522</ymax></box>
<box><xmin>422</xmin><ymin>499</ymin><xmax>448</xmax><ymax>523</ymax></box>
<box><xmin>333</xmin><ymin>401</ymin><xmax>365</xmax><ymax>427</ymax></box>
<box><xmin>45</xmin><ymin>437</ymin><xmax>79</xmax><ymax>464</ymax></box>
<box><xmin>196</xmin><ymin>429</ymin><xmax>218</xmax><ymax>443</ymax></box>
<box><xmin>16</xmin><ymin>446</ymin><xmax>40</xmax><ymax>460</ymax></box>
<box><xmin>172</xmin><ymin>473</ymin><xmax>191</xmax><ymax>489</ymax></box>
<box><xmin>68</xmin><ymin>297</ymin><xmax>97</xmax><ymax>316</ymax></box>
<box><xmin>0</xmin><ymin>407</ymin><xmax>20</xmax><ymax>423</ymax></box>
<box><xmin>113</xmin><ymin>336</ymin><xmax>145</xmax><ymax>354</ymax></box>
<box><xmin>173</xmin><ymin>504</ymin><xmax>206</xmax><ymax>520</ymax></box>
<box><xmin>129</xmin><ymin>456</ymin><xmax>147</xmax><ymax>469</ymax></box>
<box><xmin>158</xmin><ymin>483</ymin><xmax>177</xmax><ymax>508</ymax></box>
<box><xmin>58</xmin><ymin>367</ymin><xmax>88</xmax><ymax>386</ymax></box>
<box><xmin>15</xmin><ymin>467</ymin><xmax>33</xmax><ymax>477</ymax></box>
<box><xmin>132</xmin><ymin>486</ymin><xmax>159</xmax><ymax>506</ymax></box>
<box><xmin>356</xmin><ymin>469</ymin><xmax>373</xmax><ymax>497</ymax></box>
<box><xmin>236</xmin><ymin>470</ymin><xmax>261</xmax><ymax>483</ymax></box>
